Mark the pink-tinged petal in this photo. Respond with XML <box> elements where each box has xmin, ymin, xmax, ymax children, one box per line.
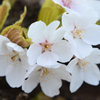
<box><xmin>37</xmin><ymin>51</ymin><xmax>59</xmax><ymax>68</ymax></box>
<box><xmin>22</xmin><ymin>72</ymin><xmax>40</xmax><ymax>93</ymax></box>
<box><xmin>70</xmin><ymin>65</ymin><xmax>83</xmax><ymax>93</ymax></box>
<box><xmin>6</xmin><ymin>63</ymin><xmax>27</xmax><ymax>88</ymax></box>
<box><xmin>62</xmin><ymin>12</ymin><xmax>80</xmax><ymax>31</ymax></box>
<box><xmin>66</xmin><ymin>58</ymin><xmax>78</xmax><ymax>73</ymax></box>
<box><xmin>53</xmin><ymin>64</ymin><xmax>72</xmax><ymax>82</ymax></box>
<box><xmin>53</xmin><ymin>0</ymin><xmax>83</xmax><ymax>13</ymax></box>
<box><xmin>83</xmin><ymin>64</ymin><xmax>100</xmax><ymax>86</ymax></box>
<box><xmin>43</xmin><ymin>21</ymin><xmax>60</xmax><ymax>40</ymax></box>
<box><xmin>0</xmin><ymin>55</ymin><xmax>10</xmax><ymax>76</ymax></box>
<box><xmin>74</xmin><ymin>39</ymin><xmax>93</xmax><ymax>59</ymax></box>
<box><xmin>76</xmin><ymin>0</ymin><xmax>86</xmax><ymax>3</ymax></box>
<box><xmin>40</xmin><ymin>70</ymin><xmax>62</xmax><ymax>97</ymax></box>
<box><xmin>85</xmin><ymin>48</ymin><xmax>100</xmax><ymax>64</ymax></box>
<box><xmin>0</xmin><ymin>35</ymin><xmax>10</xmax><ymax>54</ymax></box>
<box><xmin>48</xmin><ymin>27</ymin><xmax>66</xmax><ymax>43</ymax></box>
<box><xmin>27</xmin><ymin>44</ymin><xmax>42</xmax><ymax>65</ymax></box>
<box><xmin>52</xmin><ymin>40</ymin><xmax>73</xmax><ymax>62</ymax></box>
<box><xmin>82</xmin><ymin>25</ymin><xmax>100</xmax><ymax>45</ymax></box>
<box><xmin>71</xmin><ymin>4</ymin><xmax>88</xmax><ymax>14</ymax></box>
<box><xmin>28</xmin><ymin>21</ymin><xmax>46</xmax><ymax>43</ymax></box>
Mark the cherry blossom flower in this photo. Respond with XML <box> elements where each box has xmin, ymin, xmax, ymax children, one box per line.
<box><xmin>0</xmin><ymin>35</ymin><xmax>30</xmax><ymax>88</ymax></box>
<box><xmin>66</xmin><ymin>49</ymin><xmax>100</xmax><ymax>93</ymax></box>
<box><xmin>52</xmin><ymin>0</ymin><xmax>100</xmax><ymax>15</ymax></box>
<box><xmin>27</xmin><ymin>21</ymin><xmax>73</xmax><ymax>67</ymax></box>
<box><xmin>62</xmin><ymin>8</ymin><xmax>100</xmax><ymax>58</ymax></box>
<box><xmin>22</xmin><ymin>64</ymin><xmax>71</xmax><ymax>97</ymax></box>
<box><xmin>52</xmin><ymin>0</ymin><xmax>87</xmax><ymax>13</ymax></box>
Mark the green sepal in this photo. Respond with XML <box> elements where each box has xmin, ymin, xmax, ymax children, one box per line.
<box><xmin>41</xmin><ymin>0</ymin><xmax>61</xmax><ymax>8</ymax></box>
<box><xmin>0</xmin><ymin>0</ymin><xmax>11</xmax><ymax>31</ymax></box>
<box><xmin>96</xmin><ymin>20</ymin><xmax>100</xmax><ymax>25</ymax></box>
<box><xmin>22</xmin><ymin>27</ymin><xmax>28</xmax><ymax>39</ymax></box>
<box><xmin>1</xmin><ymin>6</ymin><xmax>32</xmax><ymax>48</ymax></box>
<box><xmin>1</xmin><ymin>25</ymin><xmax>32</xmax><ymax>48</ymax></box>
<box><xmin>38</xmin><ymin>0</ymin><xmax>65</xmax><ymax>25</ymax></box>
<box><xmin>14</xmin><ymin>6</ymin><xmax>27</xmax><ymax>26</ymax></box>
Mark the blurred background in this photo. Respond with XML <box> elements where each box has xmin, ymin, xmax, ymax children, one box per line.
<box><xmin>0</xmin><ymin>0</ymin><xmax>100</xmax><ymax>100</ymax></box>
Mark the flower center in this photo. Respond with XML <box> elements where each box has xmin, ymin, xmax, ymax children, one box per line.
<box><xmin>44</xmin><ymin>44</ymin><xmax>49</xmax><ymax>50</ymax></box>
<box><xmin>39</xmin><ymin>67</ymin><xmax>55</xmax><ymax>82</ymax></box>
<box><xmin>62</xmin><ymin>0</ymin><xmax>73</xmax><ymax>8</ymax></box>
<box><xmin>72</xmin><ymin>25</ymin><xmax>87</xmax><ymax>39</ymax></box>
<box><xmin>11</xmin><ymin>56</ymin><xmax>16</xmax><ymax>61</ymax></box>
<box><xmin>3</xmin><ymin>51</ymin><xmax>21</xmax><ymax>66</ymax></box>
<box><xmin>78</xmin><ymin>59</ymin><xmax>93</xmax><ymax>72</ymax></box>
<box><xmin>11</xmin><ymin>54</ymin><xmax>21</xmax><ymax>61</ymax></box>
<box><xmin>39</xmin><ymin>40</ymin><xmax>53</xmax><ymax>53</ymax></box>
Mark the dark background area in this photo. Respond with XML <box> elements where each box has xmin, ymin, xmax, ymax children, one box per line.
<box><xmin>0</xmin><ymin>0</ymin><xmax>100</xmax><ymax>100</ymax></box>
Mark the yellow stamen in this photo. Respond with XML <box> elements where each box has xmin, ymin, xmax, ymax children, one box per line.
<box><xmin>44</xmin><ymin>44</ymin><xmax>49</xmax><ymax>49</ymax></box>
<box><xmin>11</xmin><ymin>56</ymin><xmax>16</xmax><ymax>61</ymax></box>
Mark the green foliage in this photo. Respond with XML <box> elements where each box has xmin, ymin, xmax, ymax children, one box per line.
<box><xmin>0</xmin><ymin>0</ymin><xmax>11</xmax><ymax>31</ymax></box>
<box><xmin>32</xmin><ymin>92</ymin><xmax>52</xmax><ymax>100</ymax></box>
<box><xmin>38</xmin><ymin>0</ymin><xmax>65</xmax><ymax>25</ymax></box>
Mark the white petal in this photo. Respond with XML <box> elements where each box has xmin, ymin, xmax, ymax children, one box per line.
<box><xmin>37</xmin><ymin>51</ymin><xmax>59</xmax><ymax>68</ymax></box>
<box><xmin>70</xmin><ymin>65</ymin><xmax>83</xmax><ymax>93</ymax></box>
<box><xmin>49</xmin><ymin>64</ymin><xmax>61</xmax><ymax>68</ymax></box>
<box><xmin>87</xmin><ymin>0</ymin><xmax>100</xmax><ymax>18</ymax></box>
<box><xmin>74</xmin><ymin>39</ymin><xmax>93</xmax><ymax>59</ymax></box>
<box><xmin>83</xmin><ymin>64</ymin><xmax>100</xmax><ymax>85</ymax></box>
<box><xmin>20</xmin><ymin>55</ymin><xmax>30</xmax><ymax>70</ymax></box>
<box><xmin>82</xmin><ymin>25</ymin><xmax>100</xmax><ymax>45</ymax></box>
<box><xmin>6</xmin><ymin>42</ymin><xmax>25</xmax><ymax>55</ymax></box>
<box><xmin>43</xmin><ymin>21</ymin><xmax>60</xmax><ymax>40</ymax></box>
<box><xmin>27</xmin><ymin>44</ymin><xmax>42</xmax><ymax>65</ymax></box>
<box><xmin>0</xmin><ymin>35</ymin><xmax>10</xmax><ymax>54</ymax></box>
<box><xmin>52</xmin><ymin>40</ymin><xmax>73</xmax><ymax>62</ymax></box>
<box><xmin>64</xmin><ymin>30</ymin><xmax>76</xmax><ymax>49</ymax></box>
<box><xmin>53</xmin><ymin>64</ymin><xmax>72</xmax><ymax>82</ymax></box>
<box><xmin>66</xmin><ymin>58</ymin><xmax>78</xmax><ymax>73</ymax></box>
<box><xmin>6</xmin><ymin>63</ymin><xmax>27</xmax><ymax>88</ymax></box>
<box><xmin>85</xmin><ymin>48</ymin><xmax>100</xmax><ymax>64</ymax></box>
<box><xmin>40</xmin><ymin>70</ymin><xmax>62</xmax><ymax>97</ymax></box>
<box><xmin>25</xmin><ymin>64</ymin><xmax>38</xmax><ymax>78</ymax></box>
<box><xmin>48</xmin><ymin>27</ymin><xmax>66</xmax><ymax>43</ymax></box>
<box><xmin>0</xmin><ymin>55</ymin><xmax>9</xmax><ymax>76</ymax></box>
<box><xmin>62</xmin><ymin>12</ymin><xmax>80</xmax><ymax>31</ymax></box>
<box><xmin>78</xmin><ymin>7</ymin><xmax>99</xmax><ymax>26</ymax></box>
<box><xmin>28</xmin><ymin>21</ymin><xmax>46</xmax><ymax>43</ymax></box>
<box><xmin>22</xmin><ymin>72</ymin><xmax>40</xmax><ymax>93</ymax></box>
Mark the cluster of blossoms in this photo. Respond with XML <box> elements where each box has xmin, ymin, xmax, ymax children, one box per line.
<box><xmin>1</xmin><ymin>0</ymin><xmax>100</xmax><ymax>97</ymax></box>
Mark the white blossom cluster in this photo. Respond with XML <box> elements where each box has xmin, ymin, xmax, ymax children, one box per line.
<box><xmin>0</xmin><ymin>0</ymin><xmax>100</xmax><ymax>97</ymax></box>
